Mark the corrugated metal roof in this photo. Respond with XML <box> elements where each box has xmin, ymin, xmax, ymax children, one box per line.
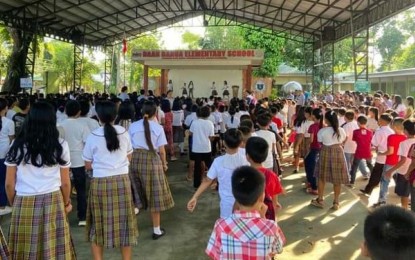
<box><xmin>0</xmin><ymin>0</ymin><xmax>414</xmax><ymax>46</ymax></box>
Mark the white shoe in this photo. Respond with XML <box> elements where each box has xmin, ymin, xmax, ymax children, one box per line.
<box><xmin>78</xmin><ymin>220</ymin><xmax>86</xmax><ymax>226</ymax></box>
<box><xmin>0</xmin><ymin>206</ymin><xmax>12</xmax><ymax>215</ymax></box>
<box><xmin>134</xmin><ymin>208</ymin><xmax>139</xmax><ymax>215</ymax></box>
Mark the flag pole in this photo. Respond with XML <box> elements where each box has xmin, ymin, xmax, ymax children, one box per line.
<box><xmin>122</xmin><ymin>29</ymin><xmax>127</xmax><ymax>86</ymax></box>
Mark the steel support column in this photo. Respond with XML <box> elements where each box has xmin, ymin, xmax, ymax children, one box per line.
<box><xmin>24</xmin><ymin>32</ymin><xmax>36</xmax><ymax>93</ymax></box>
<box><xmin>73</xmin><ymin>44</ymin><xmax>84</xmax><ymax>91</ymax></box>
<box><xmin>103</xmin><ymin>45</ymin><xmax>114</xmax><ymax>93</ymax></box>
<box><xmin>350</xmin><ymin>0</ymin><xmax>369</xmax><ymax>82</ymax></box>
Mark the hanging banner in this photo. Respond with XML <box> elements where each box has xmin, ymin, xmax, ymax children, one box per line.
<box><xmin>132</xmin><ymin>49</ymin><xmax>264</xmax><ymax>61</ymax></box>
<box><xmin>20</xmin><ymin>77</ymin><xmax>33</xmax><ymax>89</ymax></box>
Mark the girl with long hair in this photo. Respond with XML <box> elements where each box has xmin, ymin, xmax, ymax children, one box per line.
<box><xmin>129</xmin><ymin>101</ymin><xmax>174</xmax><ymax>239</ymax></box>
<box><xmin>83</xmin><ymin>101</ymin><xmax>137</xmax><ymax>259</ymax></box>
<box><xmin>0</xmin><ymin>98</ymin><xmax>15</xmax><ymax>215</ymax></box>
<box><xmin>172</xmin><ymin>98</ymin><xmax>185</xmax><ymax>156</ymax></box>
<box><xmin>405</xmin><ymin>96</ymin><xmax>414</xmax><ymax>119</ymax></box>
<box><xmin>367</xmin><ymin>107</ymin><xmax>379</xmax><ymax>132</ymax></box>
<box><xmin>225</xmin><ymin>106</ymin><xmax>240</xmax><ymax>129</ymax></box>
<box><xmin>310</xmin><ymin>110</ymin><xmax>348</xmax><ymax>210</ymax></box>
<box><xmin>292</xmin><ymin>105</ymin><xmax>305</xmax><ymax>173</ymax></box>
<box><xmin>161</xmin><ymin>99</ymin><xmax>176</xmax><ymax>161</ymax></box>
<box><xmin>5</xmin><ymin>102</ymin><xmax>75</xmax><ymax>259</ymax></box>
<box><xmin>304</xmin><ymin>108</ymin><xmax>324</xmax><ymax>195</ymax></box>
<box><xmin>116</xmin><ymin>101</ymin><xmax>135</xmax><ymax>131</ymax></box>
<box><xmin>393</xmin><ymin>95</ymin><xmax>406</xmax><ymax>118</ymax></box>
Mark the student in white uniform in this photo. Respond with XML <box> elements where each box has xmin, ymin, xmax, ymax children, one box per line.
<box><xmin>0</xmin><ymin>98</ymin><xmax>14</xmax><ymax>215</ymax></box>
<box><xmin>5</xmin><ymin>102</ymin><xmax>74</xmax><ymax>258</ymax></box>
<box><xmin>83</xmin><ymin>101</ymin><xmax>137</xmax><ymax>258</ymax></box>
<box><xmin>255</xmin><ymin>112</ymin><xmax>277</xmax><ymax>171</ymax></box>
<box><xmin>129</xmin><ymin>101</ymin><xmax>174</xmax><ymax>240</ymax></box>
<box><xmin>78</xmin><ymin>99</ymin><xmax>100</xmax><ymax>132</ymax></box>
<box><xmin>60</xmin><ymin>100</ymin><xmax>90</xmax><ymax>226</ymax></box>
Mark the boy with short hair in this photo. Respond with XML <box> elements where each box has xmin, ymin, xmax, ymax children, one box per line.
<box><xmin>349</xmin><ymin>116</ymin><xmax>374</xmax><ymax>187</ymax></box>
<box><xmin>246</xmin><ymin>137</ymin><xmax>284</xmax><ymax>220</ymax></box>
<box><xmin>373</xmin><ymin>118</ymin><xmax>406</xmax><ymax>207</ymax></box>
<box><xmin>361</xmin><ymin>205</ymin><xmax>415</xmax><ymax>259</ymax></box>
<box><xmin>206</xmin><ymin>166</ymin><xmax>285</xmax><ymax>260</ymax></box>
<box><xmin>255</xmin><ymin>113</ymin><xmax>277</xmax><ymax>171</ymax></box>
<box><xmin>360</xmin><ymin>114</ymin><xmax>394</xmax><ymax>196</ymax></box>
<box><xmin>187</xmin><ymin>129</ymin><xmax>249</xmax><ymax>218</ymax></box>
<box><xmin>384</xmin><ymin>119</ymin><xmax>415</xmax><ymax>209</ymax></box>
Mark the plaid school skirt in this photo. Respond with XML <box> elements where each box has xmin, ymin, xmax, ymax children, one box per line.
<box><xmin>130</xmin><ymin>149</ymin><xmax>175</xmax><ymax>212</ymax></box>
<box><xmin>0</xmin><ymin>227</ymin><xmax>9</xmax><ymax>259</ymax></box>
<box><xmin>315</xmin><ymin>144</ymin><xmax>349</xmax><ymax>185</ymax></box>
<box><xmin>86</xmin><ymin>174</ymin><xmax>138</xmax><ymax>248</ymax></box>
<box><xmin>300</xmin><ymin>137</ymin><xmax>311</xmax><ymax>158</ymax></box>
<box><xmin>8</xmin><ymin>190</ymin><xmax>76</xmax><ymax>259</ymax></box>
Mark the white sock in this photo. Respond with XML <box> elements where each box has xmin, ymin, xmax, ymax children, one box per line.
<box><xmin>153</xmin><ymin>226</ymin><xmax>162</xmax><ymax>235</ymax></box>
<box><xmin>179</xmin><ymin>143</ymin><xmax>184</xmax><ymax>152</ymax></box>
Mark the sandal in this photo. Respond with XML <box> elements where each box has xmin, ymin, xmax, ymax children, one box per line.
<box><xmin>310</xmin><ymin>198</ymin><xmax>324</xmax><ymax>208</ymax></box>
<box><xmin>331</xmin><ymin>202</ymin><xmax>340</xmax><ymax>210</ymax></box>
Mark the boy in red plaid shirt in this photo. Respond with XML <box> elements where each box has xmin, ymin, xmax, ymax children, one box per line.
<box><xmin>206</xmin><ymin>166</ymin><xmax>285</xmax><ymax>260</ymax></box>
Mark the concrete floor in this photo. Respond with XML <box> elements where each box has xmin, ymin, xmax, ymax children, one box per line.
<box><xmin>0</xmin><ymin>153</ymin><xmax>402</xmax><ymax>260</ymax></box>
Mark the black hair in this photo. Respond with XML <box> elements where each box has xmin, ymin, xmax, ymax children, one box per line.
<box><xmin>369</xmin><ymin>107</ymin><xmax>379</xmax><ymax>121</ymax></box>
<box><xmin>239</xmin><ymin>119</ymin><xmax>254</xmax><ymax>130</ymax></box>
<box><xmin>338</xmin><ymin>107</ymin><xmax>346</xmax><ymax>116</ymax></box>
<box><xmin>379</xmin><ymin>113</ymin><xmax>392</xmax><ymax>124</ymax></box>
<box><xmin>312</xmin><ymin>108</ymin><xmax>324</xmax><ymax>128</ymax></box>
<box><xmin>161</xmin><ymin>99</ymin><xmax>171</xmax><ymax>113</ymax></box>
<box><xmin>407</xmin><ymin>96</ymin><xmax>414</xmax><ymax>109</ymax></box>
<box><xmin>121</xmin><ymin>86</ymin><xmax>128</xmax><ymax>93</ymax></box>
<box><xmin>117</xmin><ymin>101</ymin><xmax>135</xmax><ymax>121</ymax></box>
<box><xmin>172</xmin><ymin>98</ymin><xmax>182</xmax><ymax>111</ymax></box>
<box><xmin>79</xmin><ymin>99</ymin><xmax>90</xmax><ymax>117</ymax></box>
<box><xmin>196</xmin><ymin>106</ymin><xmax>210</xmax><ymax>118</ymax></box>
<box><xmin>142</xmin><ymin>101</ymin><xmax>157</xmax><ymax>153</ymax></box>
<box><xmin>95</xmin><ymin>101</ymin><xmax>120</xmax><ymax>152</ymax></box>
<box><xmin>364</xmin><ymin>205</ymin><xmax>415</xmax><ymax>260</ymax></box>
<box><xmin>245</xmin><ymin>136</ymin><xmax>268</xmax><ymax>164</ymax></box>
<box><xmin>393</xmin><ymin>95</ymin><xmax>403</xmax><ymax>109</ymax></box>
<box><xmin>240</xmin><ymin>114</ymin><xmax>251</xmax><ymax>122</ymax></box>
<box><xmin>0</xmin><ymin>98</ymin><xmax>7</xmax><ymax>132</ymax></box>
<box><xmin>223</xmin><ymin>129</ymin><xmax>242</xmax><ymax>149</ymax></box>
<box><xmin>403</xmin><ymin>119</ymin><xmax>415</xmax><ymax>136</ymax></box>
<box><xmin>256</xmin><ymin>110</ymin><xmax>272</xmax><ymax>127</ymax></box>
<box><xmin>357</xmin><ymin>115</ymin><xmax>368</xmax><ymax>125</ymax></box>
<box><xmin>232</xmin><ymin>166</ymin><xmax>265</xmax><ymax>207</ymax></box>
<box><xmin>325</xmin><ymin>110</ymin><xmax>341</xmax><ymax>140</ymax></box>
<box><xmin>18</xmin><ymin>98</ymin><xmax>30</xmax><ymax>111</ymax></box>
<box><xmin>345</xmin><ymin>110</ymin><xmax>355</xmax><ymax>121</ymax></box>
<box><xmin>229</xmin><ymin>106</ymin><xmax>236</xmax><ymax>124</ymax></box>
<box><xmin>140</xmin><ymin>89</ymin><xmax>145</xmax><ymax>95</ymax></box>
<box><xmin>65</xmin><ymin>100</ymin><xmax>81</xmax><ymax>117</ymax></box>
<box><xmin>6</xmin><ymin>102</ymin><xmax>66</xmax><ymax>167</ymax></box>
<box><xmin>294</xmin><ymin>106</ymin><xmax>306</xmax><ymax>127</ymax></box>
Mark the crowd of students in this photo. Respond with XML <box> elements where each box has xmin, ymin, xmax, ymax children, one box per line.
<box><xmin>0</xmin><ymin>87</ymin><xmax>415</xmax><ymax>259</ymax></box>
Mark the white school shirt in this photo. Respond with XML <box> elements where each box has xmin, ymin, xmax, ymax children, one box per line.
<box><xmin>255</xmin><ymin>130</ymin><xmax>277</xmax><ymax>169</ymax></box>
<box><xmin>342</xmin><ymin>121</ymin><xmax>359</xmax><ymax>153</ymax></box>
<box><xmin>129</xmin><ymin>119</ymin><xmax>167</xmax><ymax>150</ymax></box>
<box><xmin>6</xmin><ymin>110</ymin><xmax>16</xmax><ymax>120</ymax></box>
<box><xmin>395</xmin><ymin>104</ymin><xmax>406</xmax><ymax>116</ymax></box>
<box><xmin>395</xmin><ymin>138</ymin><xmax>415</xmax><ymax>175</ymax></box>
<box><xmin>207</xmin><ymin>152</ymin><xmax>249</xmax><ymax>218</ymax></box>
<box><xmin>338</xmin><ymin>116</ymin><xmax>345</xmax><ymax>127</ymax></box>
<box><xmin>371</xmin><ymin>125</ymin><xmax>394</xmax><ymax>164</ymax></box>
<box><xmin>157</xmin><ymin>107</ymin><xmax>165</xmax><ymax>124</ymax></box>
<box><xmin>317</xmin><ymin>127</ymin><xmax>347</xmax><ymax>146</ymax></box>
<box><xmin>60</xmin><ymin>118</ymin><xmax>90</xmax><ymax>168</ymax></box>
<box><xmin>190</xmin><ymin>119</ymin><xmax>214</xmax><ymax>153</ymax></box>
<box><xmin>184</xmin><ymin>112</ymin><xmax>197</xmax><ymax>127</ymax></box>
<box><xmin>172</xmin><ymin>110</ymin><xmax>184</xmax><ymax>126</ymax></box>
<box><xmin>298</xmin><ymin>120</ymin><xmax>313</xmax><ymax>138</ymax></box>
<box><xmin>0</xmin><ymin>117</ymin><xmax>14</xmax><ymax>158</ymax></box>
<box><xmin>56</xmin><ymin>110</ymin><xmax>67</xmax><ymax>124</ymax></box>
<box><xmin>5</xmin><ymin>139</ymin><xmax>71</xmax><ymax>196</ymax></box>
<box><xmin>83</xmin><ymin>125</ymin><xmax>133</xmax><ymax>178</ymax></box>
<box><xmin>366</xmin><ymin>118</ymin><xmax>379</xmax><ymax>132</ymax></box>
<box><xmin>118</xmin><ymin>92</ymin><xmax>129</xmax><ymax>101</ymax></box>
<box><xmin>212</xmin><ymin>111</ymin><xmax>223</xmax><ymax>133</ymax></box>
<box><xmin>78</xmin><ymin>117</ymin><xmax>100</xmax><ymax>132</ymax></box>
<box><xmin>224</xmin><ymin>115</ymin><xmax>240</xmax><ymax>129</ymax></box>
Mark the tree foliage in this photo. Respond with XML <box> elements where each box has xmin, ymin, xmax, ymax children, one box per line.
<box><xmin>376</xmin><ymin>21</ymin><xmax>405</xmax><ymax>71</ymax></box>
<box><xmin>181</xmin><ymin>31</ymin><xmax>201</xmax><ymax>50</ymax></box>
<box><xmin>200</xmin><ymin>26</ymin><xmax>244</xmax><ymax>49</ymax></box>
<box><xmin>238</xmin><ymin>27</ymin><xmax>285</xmax><ymax>77</ymax></box>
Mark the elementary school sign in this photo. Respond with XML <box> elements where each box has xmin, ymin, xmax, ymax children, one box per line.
<box><xmin>132</xmin><ymin>49</ymin><xmax>264</xmax><ymax>61</ymax></box>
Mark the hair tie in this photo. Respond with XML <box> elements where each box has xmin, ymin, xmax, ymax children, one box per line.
<box><xmin>331</xmin><ymin>111</ymin><xmax>335</xmax><ymax>116</ymax></box>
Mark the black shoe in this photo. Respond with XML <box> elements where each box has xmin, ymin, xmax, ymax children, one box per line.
<box><xmin>152</xmin><ymin>228</ymin><xmax>166</xmax><ymax>240</ymax></box>
<box><xmin>293</xmin><ymin>169</ymin><xmax>298</xmax><ymax>174</ymax></box>
<box><xmin>359</xmin><ymin>189</ymin><xmax>370</xmax><ymax>197</ymax></box>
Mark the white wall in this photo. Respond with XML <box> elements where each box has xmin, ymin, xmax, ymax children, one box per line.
<box><xmin>168</xmin><ymin>69</ymin><xmax>243</xmax><ymax>98</ymax></box>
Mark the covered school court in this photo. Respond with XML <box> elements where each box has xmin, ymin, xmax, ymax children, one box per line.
<box><xmin>1</xmin><ymin>152</ymin><xmax>400</xmax><ymax>259</ymax></box>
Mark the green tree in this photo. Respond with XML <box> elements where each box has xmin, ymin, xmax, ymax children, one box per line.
<box><xmin>200</xmin><ymin>26</ymin><xmax>244</xmax><ymax>49</ymax></box>
<box><xmin>238</xmin><ymin>27</ymin><xmax>285</xmax><ymax>77</ymax></box>
<box><xmin>181</xmin><ymin>31</ymin><xmax>201</xmax><ymax>50</ymax></box>
<box><xmin>393</xmin><ymin>44</ymin><xmax>415</xmax><ymax>69</ymax></box>
<box><xmin>125</xmin><ymin>34</ymin><xmax>161</xmax><ymax>91</ymax></box>
<box><xmin>376</xmin><ymin>21</ymin><xmax>405</xmax><ymax>71</ymax></box>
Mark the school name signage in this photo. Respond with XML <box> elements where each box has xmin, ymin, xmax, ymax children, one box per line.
<box><xmin>132</xmin><ymin>49</ymin><xmax>264</xmax><ymax>61</ymax></box>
